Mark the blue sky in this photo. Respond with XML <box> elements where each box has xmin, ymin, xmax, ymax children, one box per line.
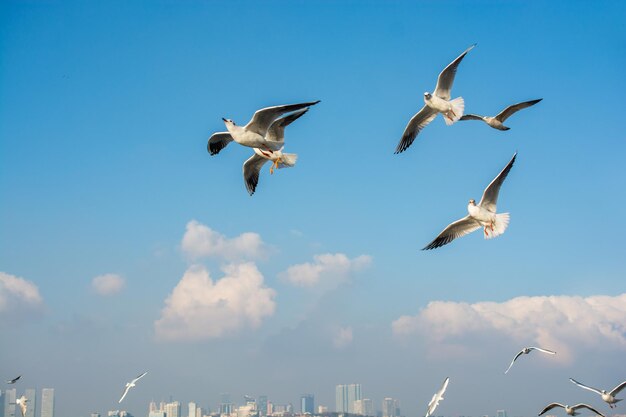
<box><xmin>1</xmin><ymin>1</ymin><xmax>625</xmax><ymax>417</ymax></box>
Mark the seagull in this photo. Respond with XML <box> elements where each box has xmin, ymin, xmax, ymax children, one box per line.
<box><xmin>395</xmin><ymin>44</ymin><xmax>476</xmax><ymax>154</ymax></box>
<box><xmin>207</xmin><ymin>101</ymin><xmax>320</xmax><ymax>156</ymax></box>
<box><xmin>570</xmin><ymin>378</ymin><xmax>626</xmax><ymax>408</ymax></box>
<box><xmin>422</xmin><ymin>152</ymin><xmax>516</xmax><ymax>250</ymax></box>
<box><xmin>504</xmin><ymin>346</ymin><xmax>556</xmax><ymax>374</ymax></box>
<box><xmin>538</xmin><ymin>403</ymin><xmax>605</xmax><ymax>417</ymax></box>
<box><xmin>460</xmin><ymin>99</ymin><xmax>542</xmax><ymax>130</ymax></box>
<box><xmin>243</xmin><ymin>108</ymin><xmax>308</xmax><ymax>195</ymax></box>
<box><xmin>425</xmin><ymin>377</ymin><xmax>450</xmax><ymax>417</ymax></box>
<box><xmin>16</xmin><ymin>395</ymin><xmax>28</xmax><ymax>417</ymax></box>
<box><xmin>6</xmin><ymin>375</ymin><xmax>21</xmax><ymax>384</ymax></box>
<box><xmin>119</xmin><ymin>371</ymin><xmax>148</xmax><ymax>403</ymax></box>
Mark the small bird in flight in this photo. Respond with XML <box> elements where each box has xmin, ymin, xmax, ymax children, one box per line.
<box><xmin>6</xmin><ymin>375</ymin><xmax>21</xmax><ymax>384</ymax></box>
<box><xmin>119</xmin><ymin>371</ymin><xmax>148</xmax><ymax>403</ymax></box>
<box><xmin>425</xmin><ymin>377</ymin><xmax>450</xmax><ymax>417</ymax></box>
<box><xmin>504</xmin><ymin>346</ymin><xmax>556</xmax><ymax>374</ymax></box>
<box><xmin>569</xmin><ymin>378</ymin><xmax>626</xmax><ymax>409</ymax></box>
<box><xmin>538</xmin><ymin>403</ymin><xmax>604</xmax><ymax>417</ymax></box>
<box><xmin>460</xmin><ymin>99</ymin><xmax>542</xmax><ymax>130</ymax></box>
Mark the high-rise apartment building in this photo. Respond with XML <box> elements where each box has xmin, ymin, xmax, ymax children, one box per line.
<box><xmin>41</xmin><ymin>389</ymin><xmax>54</xmax><ymax>417</ymax></box>
<box><xmin>3</xmin><ymin>389</ymin><xmax>16</xmax><ymax>417</ymax></box>
<box><xmin>189</xmin><ymin>402</ymin><xmax>197</xmax><ymax>417</ymax></box>
<box><xmin>354</xmin><ymin>399</ymin><xmax>374</xmax><ymax>416</ymax></box>
<box><xmin>91</xmin><ymin>413</ymin><xmax>101</xmax><ymax>417</ymax></box>
<box><xmin>382</xmin><ymin>398</ymin><xmax>399</xmax><ymax>417</ymax></box>
<box><xmin>497</xmin><ymin>410</ymin><xmax>507</xmax><ymax>417</ymax></box>
<box><xmin>258</xmin><ymin>396</ymin><xmax>268</xmax><ymax>417</ymax></box>
<box><xmin>165</xmin><ymin>401</ymin><xmax>181</xmax><ymax>417</ymax></box>
<box><xmin>300</xmin><ymin>395</ymin><xmax>314</xmax><ymax>414</ymax></box>
<box><xmin>0</xmin><ymin>390</ymin><xmax>4</xmax><ymax>417</ymax></box>
<box><xmin>335</xmin><ymin>384</ymin><xmax>362</xmax><ymax>413</ymax></box>
<box><xmin>24</xmin><ymin>388</ymin><xmax>36</xmax><ymax>417</ymax></box>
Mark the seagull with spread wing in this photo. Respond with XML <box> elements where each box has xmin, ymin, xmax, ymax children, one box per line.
<box><xmin>538</xmin><ymin>403</ymin><xmax>605</xmax><ymax>417</ymax></box>
<box><xmin>207</xmin><ymin>101</ymin><xmax>320</xmax><ymax>156</ymax></box>
<box><xmin>423</xmin><ymin>152</ymin><xmax>516</xmax><ymax>250</ymax></box>
<box><xmin>570</xmin><ymin>378</ymin><xmax>626</xmax><ymax>408</ymax></box>
<box><xmin>426</xmin><ymin>377</ymin><xmax>450</xmax><ymax>417</ymax></box>
<box><xmin>243</xmin><ymin>108</ymin><xmax>308</xmax><ymax>195</ymax></box>
<box><xmin>504</xmin><ymin>346</ymin><xmax>556</xmax><ymax>374</ymax></box>
<box><xmin>6</xmin><ymin>375</ymin><xmax>21</xmax><ymax>384</ymax></box>
<box><xmin>460</xmin><ymin>99</ymin><xmax>542</xmax><ymax>130</ymax></box>
<box><xmin>119</xmin><ymin>371</ymin><xmax>148</xmax><ymax>403</ymax></box>
<box><xmin>395</xmin><ymin>44</ymin><xmax>475</xmax><ymax>154</ymax></box>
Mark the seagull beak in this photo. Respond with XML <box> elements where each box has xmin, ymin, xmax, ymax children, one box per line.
<box><xmin>222</xmin><ymin>118</ymin><xmax>227</xmax><ymax>122</ymax></box>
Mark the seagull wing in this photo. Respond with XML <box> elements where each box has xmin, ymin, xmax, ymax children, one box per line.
<box><xmin>266</xmin><ymin>108</ymin><xmax>309</xmax><ymax>143</ymax></box>
<box><xmin>208</xmin><ymin>132</ymin><xmax>233</xmax><ymax>156</ymax></box>
<box><xmin>243</xmin><ymin>153</ymin><xmax>269</xmax><ymax>195</ymax></box>
<box><xmin>478</xmin><ymin>152</ymin><xmax>517</xmax><ymax>213</ymax></box>
<box><xmin>422</xmin><ymin>216</ymin><xmax>481</xmax><ymax>250</ymax></box>
<box><xmin>19</xmin><ymin>399</ymin><xmax>27</xmax><ymax>417</ymax></box>
<box><xmin>394</xmin><ymin>105</ymin><xmax>437</xmax><ymax>154</ymax></box>
<box><xmin>572</xmin><ymin>404</ymin><xmax>605</xmax><ymax>417</ymax></box>
<box><xmin>426</xmin><ymin>378</ymin><xmax>449</xmax><ymax>417</ymax></box>
<box><xmin>570</xmin><ymin>378</ymin><xmax>604</xmax><ymax>395</ymax></box>
<box><xmin>439</xmin><ymin>377</ymin><xmax>450</xmax><ymax>397</ymax></box>
<box><xmin>495</xmin><ymin>99</ymin><xmax>542</xmax><ymax>122</ymax></box>
<box><xmin>609</xmin><ymin>381</ymin><xmax>626</xmax><ymax>396</ymax></box>
<box><xmin>505</xmin><ymin>349</ymin><xmax>526</xmax><ymax>374</ymax></box>
<box><xmin>459</xmin><ymin>114</ymin><xmax>485</xmax><ymax>122</ymax></box>
<box><xmin>529</xmin><ymin>347</ymin><xmax>557</xmax><ymax>355</ymax></box>
<box><xmin>434</xmin><ymin>44</ymin><xmax>476</xmax><ymax>100</ymax></box>
<box><xmin>7</xmin><ymin>375</ymin><xmax>21</xmax><ymax>384</ymax></box>
<box><xmin>132</xmin><ymin>371</ymin><xmax>148</xmax><ymax>384</ymax></box>
<box><xmin>119</xmin><ymin>385</ymin><xmax>131</xmax><ymax>403</ymax></box>
<box><xmin>245</xmin><ymin>101</ymin><xmax>320</xmax><ymax>137</ymax></box>
<box><xmin>538</xmin><ymin>403</ymin><xmax>565</xmax><ymax>416</ymax></box>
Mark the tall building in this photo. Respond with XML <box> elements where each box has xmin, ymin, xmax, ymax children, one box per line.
<box><xmin>258</xmin><ymin>396</ymin><xmax>268</xmax><ymax>417</ymax></box>
<box><xmin>354</xmin><ymin>399</ymin><xmax>373</xmax><ymax>416</ymax></box>
<box><xmin>196</xmin><ymin>407</ymin><xmax>203</xmax><ymax>417</ymax></box>
<box><xmin>189</xmin><ymin>402</ymin><xmax>197</xmax><ymax>417</ymax></box>
<box><xmin>382</xmin><ymin>398</ymin><xmax>399</xmax><ymax>417</ymax></box>
<box><xmin>25</xmin><ymin>389</ymin><xmax>36</xmax><ymax>417</ymax></box>
<box><xmin>149</xmin><ymin>412</ymin><xmax>166</xmax><ymax>417</ymax></box>
<box><xmin>165</xmin><ymin>401</ymin><xmax>181</xmax><ymax>417</ymax></box>
<box><xmin>41</xmin><ymin>389</ymin><xmax>54</xmax><ymax>417</ymax></box>
<box><xmin>497</xmin><ymin>410</ymin><xmax>507</xmax><ymax>417</ymax></box>
<box><xmin>3</xmin><ymin>389</ymin><xmax>16</xmax><ymax>417</ymax></box>
<box><xmin>220</xmin><ymin>394</ymin><xmax>232</xmax><ymax>415</ymax></box>
<box><xmin>91</xmin><ymin>413</ymin><xmax>101</xmax><ymax>417</ymax></box>
<box><xmin>300</xmin><ymin>395</ymin><xmax>314</xmax><ymax>414</ymax></box>
<box><xmin>335</xmin><ymin>384</ymin><xmax>361</xmax><ymax>413</ymax></box>
<box><xmin>0</xmin><ymin>390</ymin><xmax>4</xmax><ymax>417</ymax></box>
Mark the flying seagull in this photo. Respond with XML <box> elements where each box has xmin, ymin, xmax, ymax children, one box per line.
<box><xmin>6</xmin><ymin>375</ymin><xmax>21</xmax><ymax>384</ymax></box>
<box><xmin>395</xmin><ymin>44</ymin><xmax>476</xmax><ymax>154</ymax></box>
<box><xmin>422</xmin><ymin>152</ymin><xmax>516</xmax><ymax>250</ymax></box>
<box><xmin>460</xmin><ymin>99</ymin><xmax>542</xmax><ymax>130</ymax></box>
<box><xmin>119</xmin><ymin>371</ymin><xmax>148</xmax><ymax>403</ymax></box>
<box><xmin>243</xmin><ymin>108</ymin><xmax>308</xmax><ymax>195</ymax></box>
<box><xmin>207</xmin><ymin>101</ymin><xmax>320</xmax><ymax>156</ymax></box>
<box><xmin>538</xmin><ymin>403</ymin><xmax>605</xmax><ymax>417</ymax></box>
<box><xmin>570</xmin><ymin>378</ymin><xmax>626</xmax><ymax>408</ymax></box>
<box><xmin>504</xmin><ymin>346</ymin><xmax>556</xmax><ymax>374</ymax></box>
<box><xmin>16</xmin><ymin>395</ymin><xmax>28</xmax><ymax>417</ymax></box>
<box><xmin>425</xmin><ymin>377</ymin><xmax>450</xmax><ymax>417</ymax></box>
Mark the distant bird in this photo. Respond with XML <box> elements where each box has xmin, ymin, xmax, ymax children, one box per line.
<box><xmin>460</xmin><ymin>99</ymin><xmax>542</xmax><ymax>130</ymax></box>
<box><xmin>422</xmin><ymin>152</ymin><xmax>516</xmax><ymax>250</ymax></box>
<box><xmin>207</xmin><ymin>101</ymin><xmax>320</xmax><ymax>156</ymax></box>
<box><xmin>425</xmin><ymin>377</ymin><xmax>450</xmax><ymax>417</ymax></box>
<box><xmin>242</xmin><ymin>108</ymin><xmax>308</xmax><ymax>195</ymax></box>
<box><xmin>504</xmin><ymin>346</ymin><xmax>556</xmax><ymax>374</ymax></box>
<box><xmin>538</xmin><ymin>403</ymin><xmax>605</xmax><ymax>417</ymax></box>
<box><xmin>6</xmin><ymin>375</ymin><xmax>21</xmax><ymax>384</ymax></box>
<box><xmin>119</xmin><ymin>371</ymin><xmax>148</xmax><ymax>403</ymax></box>
<box><xmin>16</xmin><ymin>395</ymin><xmax>28</xmax><ymax>417</ymax></box>
<box><xmin>570</xmin><ymin>378</ymin><xmax>626</xmax><ymax>409</ymax></box>
<box><xmin>395</xmin><ymin>44</ymin><xmax>476</xmax><ymax>154</ymax></box>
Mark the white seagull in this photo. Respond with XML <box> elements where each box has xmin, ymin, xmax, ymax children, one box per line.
<box><xmin>16</xmin><ymin>395</ymin><xmax>28</xmax><ymax>417</ymax></box>
<box><xmin>460</xmin><ymin>99</ymin><xmax>542</xmax><ymax>130</ymax></box>
<box><xmin>243</xmin><ymin>108</ymin><xmax>308</xmax><ymax>195</ymax></box>
<box><xmin>207</xmin><ymin>101</ymin><xmax>320</xmax><ymax>155</ymax></box>
<box><xmin>422</xmin><ymin>152</ymin><xmax>516</xmax><ymax>250</ymax></box>
<box><xmin>570</xmin><ymin>378</ymin><xmax>626</xmax><ymax>409</ymax></box>
<box><xmin>395</xmin><ymin>44</ymin><xmax>476</xmax><ymax>154</ymax></box>
<box><xmin>6</xmin><ymin>375</ymin><xmax>21</xmax><ymax>384</ymax></box>
<box><xmin>119</xmin><ymin>371</ymin><xmax>148</xmax><ymax>403</ymax></box>
<box><xmin>538</xmin><ymin>403</ymin><xmax>605</xmax><ymax>417</ymax></box>
<box><xmin>425</xmin><ymin>377</ymin><xmax>450</xmax><ymax>417</ymax></box>
<box><xmin>504</xmin><ymin>346</ymin><xmax>556</xmax><ymax>374</ymax></box>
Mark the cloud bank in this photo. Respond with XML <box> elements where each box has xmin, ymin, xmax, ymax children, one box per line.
<box><xmin>91</xmin><ymin>273</ymin><xmax>125</xmax><ymax>296</ymax></box>
<box><xmin>181</xmin><ymin>220</ymin><xmax>268</xmax><ymax>261</ymax></box>
<box><xmin>280</xmin><ymin>253</ymin><xmax>372</xmax><ymax>289</ymax></box>
<box><xmin>0</xmin><ymin>271</ymin><xmax>44</xmax><ymax>315</ymax></box>
<box><xmin>155</xmin><ymin>263</ymin><xmax>276</xmax><ymax>341</ymax></box>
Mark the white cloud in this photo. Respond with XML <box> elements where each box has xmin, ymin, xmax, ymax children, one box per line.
<box><xmin>392</xmin><ymin>293</ymin><xmax>626</xmax><ymax>360</ymax></box>
<box><xmin>154</xmin><ymin>263</ymin><xmax>276</xmax><ymax>341</ymax></box>
<box><xmin>181</xmin><ymin>220</ymin><xmax>268</xmax><ymax>261</ymax></box>
<box><xmin>0</xmin><ymin>272</ymin><xmax>43</xmax><ymax>315</ymax></box>
<box><xmin>333</xmin><ymin>326</ymin><xmax>353</xmax><ymax>349</ymax></box>
<box><xmin>280</xmin><ymin>253</ymin><xmax>372</xmax><ymax>289</ymax></box>
<box><xmin>91</xmin><ymin>274</ymin><xmax>125</xmax><ymax>296</ymax></box>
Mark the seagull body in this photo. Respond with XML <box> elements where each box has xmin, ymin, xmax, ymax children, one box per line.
<box><xmin>243</xmin><ymin>108</ymin><xmax>307</xmax><ymax>195</ymax></box>
<box><xmin>461</xmin><ymin>99</ymin><xmax>542</xmax><ymax>130</ymax></box>
<box><xmin>570</xmin><ymin>378</ymin><xmax>626</xmax><ymax>408</ymax></box>
<box><xmin>395</xmin><ymin>44</ymin><xmax>475</xmax><ymax>154</ymax></box>
<box><xmin>119</xmin><ymin>371</ymin><xmax>148</xmax><ymax>403</ymax></box>
<box><xmin>422</xmin><ymin>152</ymin><xmax>516</xmax><ymax>250</ymax></box>
<box><xmin>504</xmin><ymin>346</ymin><xmax>556</xmax><ymax>374</ymax></box>
<box><xmin>207</xmin><ymin>101</ymin><xmax>320</xmax><ymax>156</ymax></box>
<box><xmin>539</xmin><ymin>403</ymin><xmax>604</xmax><ymax>417</ymax></box>
<box><xmin>16</xmin><ymin>395</ymin><xmax>28</xmax><ymax>417</ymax></box>
<box><xmin>6</xmin><ymin>375</ymin><xmax>21</xmax><ymax>384</ymax></box>
<box><xmin>426</xmin><ymin>377</ymin><xmax>450</xmax><ymax>417</ymax></box>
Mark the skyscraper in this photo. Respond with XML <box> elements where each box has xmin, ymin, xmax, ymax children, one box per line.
<box><xmin>335</xmin><ymin>384</ymin><xmax>361</xmax><ymax>413</ymax></box>
<box><xmin>189</xmin><ymin>402</ymin><xmax>197</xmax><ymax>417</ymax></box>
<box><xmin>3</xmin><ymin>389</ymin><xmax>16</xmax><ymax>417</ymax></box>
<box><xmin>300</xmin><ymin>395</ymin><xmax>314</xmax><ymax>414</ymax></box>
<box><xmin>382</xmin><ymin>398</ymin><xmax>399</xmax><ymax>417</ymax></box>
<box><xmin>41</xmin><ymin>389</ymin><xmax>54</xmax><ymax>417</ymax></box>
<box><xmin>354</xmin><ymin>399</ymin><xmax>373</xmax><ymax>416</ymax></box>
<box><xmin>25</xmin><ymin>389</ymin><xmax>36</xmax><ymax>417</ymax></box>
<box><xmin>258</xmin><ymin>396</ymin><xmax>268</xmax><ymax>417</ymax></box>
<box><xmin>0</xmin><ymin>390</ymin><xmax>4</xmax><ymax>417</ymax></box>
<box><xmin>165</xmin><ymin>401</ymin><xmax>181</xmax><ymax>417</ymax></box>
<box><xmin>497</xmin><ymin>410</ymin><xmax>507</xmax><ymax>417</ymax></box>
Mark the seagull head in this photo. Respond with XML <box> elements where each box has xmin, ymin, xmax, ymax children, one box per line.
<box><xmin>469</xmin><ymin>199</ymin><xmax>476</xmax><ymax>205</ymax></box>
<box><xmin>222</xmin><ymin>118</ymin><xmax>235</xmax><ymax>127</ymax></box>
<box><xmin>424</xmin><ymin>92</ymin><xmax>432</xmax><ymax>101</ymax></box>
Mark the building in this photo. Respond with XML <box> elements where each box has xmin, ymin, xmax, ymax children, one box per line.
<box><xmin>91</xmin><ymin>413</ymin><xmax>101</xmax><ymax>417</ymax></box>
<box><xmin>300</xmin><ymin>395</ymin><xmax>314</xmax><ymax>414</ymax></box>
<box><xmin>189</xmin><ymin>402</ymin><xmax>197</xmax><ymax>417</ymax></box>
<box><xmin>220</xmin><ymin>394</ymin><xmax>232</xmax><ymax>415</ymax></box>
<box><xmin>165</xmin><ymin>401</ymin><xmax>181</xmax><ymax>417</ymax></box>
<box><xmin>382</xmin><ymin>398</ymin><xmax>400</xmax><ymax>417</ymax></box>
<box><xmin>317</xmin><ymin>406</ymin><xmax>327</xmax><ymax>414</ymax></box>
<box><xmin>0</xmin><ymin>389</ymin><xmax>4</xmax><ymax>417</ymax></box>
<box><xmin>497</xmin><ymin>410</ymin><xmax>507</xmax><ymax>417</ymax></box>
<box><xmin>3</xmin><ymin>389</ymin><xmax>16</xmax><ymax>417</ymax></box>
<box><xmin>354</xmin><ymin>399</ymin><xmax>374</xmax><ymax>416</ymax></box>
<box><xmin>41</xmin><ymin>389</ymin><xmax>54</xmax><ymax>417</ymax></box>
<box><xmin>258</xmin><ymin>396</ymin><xmax>268</xmax><ymax>417</ymax></box>
<box><xmin>335</xmin><ymin>384</ymin><xmax>361</xmax><ymax>413</ymax></box>
<box><xmin>149</xmin><ymin>412</ymin><xmax>166</xmax><ymax>417</ymax></box>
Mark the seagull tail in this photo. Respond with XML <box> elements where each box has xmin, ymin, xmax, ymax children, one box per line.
<box><xmin>278</xmin><ymin>153</ymin><xmax>298</xmax><ymax>169</ymax></box>
<box><xmin>444</xmin><ymin>97</ymin><xmax>465</xmax><ymax>125</ymax></box>
<box><xmin>485</xmin><ymin>213</ymin><xmax>510</xmax><ymax>239</ymax></box>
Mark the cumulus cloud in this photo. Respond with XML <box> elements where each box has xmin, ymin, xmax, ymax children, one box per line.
<box><xmin>333</xmin><ymin>326</ymin><xmax>353</xmax><ymax>349</ymax></box>
<box><xmin>91</xmin><ymin>274</ymin><xmax>125</xmax><ymax>296</ymax></box>
<box><xmin>280</xmin><ymin>253</ymin><xmax>372</xmax><ymax>289</ymax></box>
<box><xmin>155</xmin><ymin>263</ymin><xmax>276</xmax><ymax>341</ymax></box>
<box><xmin>181</xmin><ymin>220</ymin><xmax>269</xmax><ymax>261</ymax></box>
<box><xmin>0</xmin><ymin>272</ymin><xmax>44</xmax><ymax>315</ymax></box>
<box><xmin>392</xmin><ymin>293</ymin><xmax>626</xmax><ymax>360</ymax></box>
